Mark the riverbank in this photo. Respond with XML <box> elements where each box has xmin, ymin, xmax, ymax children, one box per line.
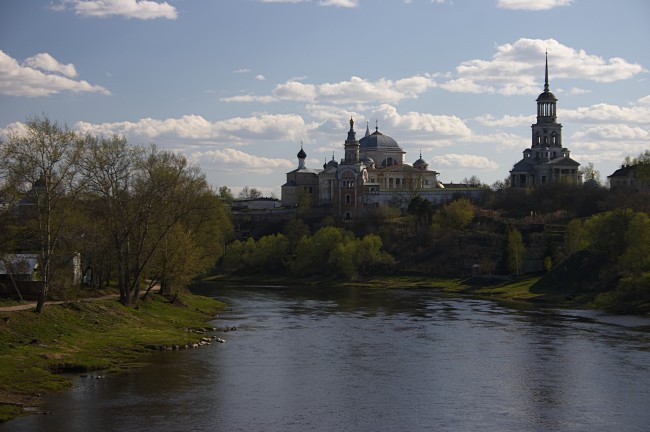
<box><xmin>0</xmin><ymin>292</ymin><xmax>225</xmax><ymax>423</ymax></box>
<box><xmin>209</xmin><ymin>273</ymin><xmax>600</xmax><ymax>310</ymax></box>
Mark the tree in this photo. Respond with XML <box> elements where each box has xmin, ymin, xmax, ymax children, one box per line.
<box><xmin>505</xmin><ymin>228</ymin><xmax>525</xmax><ymax>276</ymax></box>
<box><xmin>238</xmin><ymin>186</ymin><xmax>263</xmax><ymax>199</ymax></box>
<box><xmin>0</xmin><ymin>116</ymin><xmax>84</xmax><ymax>312</ymax></box>
<box><xmin>218</xmin><ymin>185</ymin><xmax>234</xmax><ymax>203</ymax></box>
<box><xmin>564</xmin><ymin>219</ymin><xmax>587</xmax><ymax>256</ymax></box>
<box><xmin>441</xmin><ymin>198</ymin><xmax>475</xmax><ymax>230</ymax></box>
<box><xmin>463</xmin><ymin>175</ymin><xmax>487</xmax><ymax>188</ymax></box>
<box><xmin>579</xmin><ymin>162</ymin><xmax>601</xmax><ymax>184</ymax></box>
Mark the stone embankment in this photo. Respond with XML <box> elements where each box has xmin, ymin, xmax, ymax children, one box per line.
<box><xmin>146</xmin><ymin>325</ymin><xmax>235</xmax><ymax>351</ymax></box>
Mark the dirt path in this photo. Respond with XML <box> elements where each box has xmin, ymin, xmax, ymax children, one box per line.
<box><xmin>0</xmin><ymin>293</ymin><xmax>121</xmax><ymax>312</ymax></box>
<box><xmin>0</xmin><ymin>284</ymin><xmax>160</xmax><ymax>312</ymax></box>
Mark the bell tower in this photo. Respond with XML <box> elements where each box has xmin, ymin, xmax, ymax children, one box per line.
<box><xmin>343</xmin><ymin>117</ymin><xmax>360</xmax><ymax>164</ymax></box>
<box><xmin>531</xmin><ymin>52</ymin><xmax>562</xmax><ymax>152</ymax></box>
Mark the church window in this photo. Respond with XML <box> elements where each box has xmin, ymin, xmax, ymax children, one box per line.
<box><xmin>345</xmin><ymin>194</ymin><xmax>351</xmax><ymax>204</ymax></box>
<box><xmin>345</xmin><ymin>212</ymin><xmax>351</xmax><ymax>221</ymax></box>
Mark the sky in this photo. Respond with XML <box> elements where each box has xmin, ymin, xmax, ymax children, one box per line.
<box><xmin>1</xmin><ymin>0</ymin><xmax>649</xmax><ymax>197</ymax></box>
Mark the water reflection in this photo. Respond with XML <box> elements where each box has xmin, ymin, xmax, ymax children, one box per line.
<box><xmin>3</xmin><ymin>283</ymin><xmax>650</xmax><ymax>432</ymax></box>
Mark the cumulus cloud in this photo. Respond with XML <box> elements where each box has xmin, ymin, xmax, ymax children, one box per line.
<box><xmin>637</xmin><ymin>95</ymin><xmax>650</xmax><ymax>105</ymax></box>
<box><xmin>562</xmin><ymin>103</ymin><xmax>650</xmax><ymax>124</ymax></box>
<box><xmin>73</xmin><ymin>113</ymin><xmax>314</xmax><ymax>144</ymax></box>
<box><xmin>258</xmin><ymin>0</ymin><xmax>357</xmax><ymax>5</ymax></box>
<box><xmin>0</xmin><ymin>50</ymin><xmax>110</xmax><ymax>97</ymax></box>
<box><xmin>273</xmin><ymin>81</ymin><xmax>318</xmax><ymax>102</ymax></box>
<box><xmin>440</xmin><ymin>38</ymin><xmax>646</xmax><ymax>96</ymax></box>
<box><xmin>571</xmin><ymin>124</ymin><xmax>650</xmax><ymax>141</ymax></box>
<box><xmin>431</xmin><ymin>153</ymin><xmax>499</xmax><ymax>170</ymax></box>
<box><xmin>23</xmin><ymin>53</ymin><xmax>77</xmax><ymax>78</ymax></box>
<box><xmin>223</xmin><ymin>75</ymin><xmax>436</xmax><ymax>105</ymax></box>
<box><xmin>319</xmin><ymin>0</ymin><xmax>358</xmax><ymax>7</ymax></box>
<box><xmin>61</xmin><ymin>0</ymin><xmax>177</xmax><ymax>20</ymax></box>
<box><xmin>373</xmin><ymin>104</ymin><xmax>472</xmax><ymax>137</ymax></box>
<box><xmin>497</xmin><ymin>0</ymin><xmax>573</xmax><ymax>11</ymax></box>
<box><xmin>473</xmin><ymin>114</ymin><xmax>533</xmax><ymax>128</ymax></box>
<box><xmin>190</xmin><ymin>148</ymin><xmax>294</xmax><ymax>174</ymax></box>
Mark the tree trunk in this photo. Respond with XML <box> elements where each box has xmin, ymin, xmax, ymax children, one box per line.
<box><xmin>35</xmin><ymin>282</ymin><xmax>48</xmax><ymax>313</ymax></box>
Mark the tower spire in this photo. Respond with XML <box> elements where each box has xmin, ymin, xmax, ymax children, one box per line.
<box><xmin>544</xmin><ymin>50</ymin><xmax>549</xmax><ymax>93</ymax></box>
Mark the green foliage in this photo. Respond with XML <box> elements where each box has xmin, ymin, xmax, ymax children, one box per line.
<box><xmin>564</xmin><ymin>218</ymin><xmax>587</xmax><ymax>255</ymax></box>
<box><xmin>222</xmin><ymin>226</ymin><xmax>394</xmax><ymax>280</ymax></box>
<box><xmin>441</xmin><ymin>198</ymin><xmax>475</xmax><ymax>230</ymax></box>
<box><xmin>0</xmin><ymin>294</ymin><xmax>224</xmax><ymax>420</ymax></box>
<box><xmin>505</xmin><ymin>229</ymin><xmax>525</xmax><ymax>275</ymax></box>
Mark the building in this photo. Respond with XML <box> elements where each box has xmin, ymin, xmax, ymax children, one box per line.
<box><xmin>282</xmin><ymin>119</ymin><xmax>484</xmax><ymax>221</ymax></box>
<box><xmin>607</xmin><ymin>163</ymin><xmax>650</xmax><ymax>191</ymax></box>
<box><xmin>510</xmin><ymin>54</ymin><xmax>582</xmax><ymax>188</ymax></box>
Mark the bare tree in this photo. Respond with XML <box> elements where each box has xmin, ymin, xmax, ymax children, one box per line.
<box><xmin>0</xmin><ymin>116</ymin><xmax>84</xmax><ymax>312</ymax></box>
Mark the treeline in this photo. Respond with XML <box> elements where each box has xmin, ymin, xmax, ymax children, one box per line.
<box><xmin>221</xmin><ymin>225</ymin><xmax>394</xmax><ymax>279</ymax></box>
<box><xmin>0</xmin><ymin>116</ymin><xmax>233</xmax><ymax>312</ymax></box>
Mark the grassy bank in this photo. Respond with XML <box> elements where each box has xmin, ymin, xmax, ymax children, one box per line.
<box><xmin>210</xmin><ymin>272</ymin><xmax>604</xmax><ymax>309</ymax></box>
<box><xmin>0</xmin><ymin>292</ymin><xmax>225</xmax><ymax>423</ymax></box>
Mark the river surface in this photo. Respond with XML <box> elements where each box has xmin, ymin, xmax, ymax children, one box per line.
<box><xmin>3</xmin><ymin>283</ymin><xmax>650</xmax><ymax>432</ymax></box>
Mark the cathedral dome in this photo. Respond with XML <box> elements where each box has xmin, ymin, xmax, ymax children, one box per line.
<box><xmin>413</xmin><ymin>154</ymin><xmax>429</xmax><ymax>170</ymax></box>
<box><xmin>297</xmin><ymin>147</ymin><xmax>306</xmax><ymax>159</ymax></box>
<box><xmin>359</xmin><ymin>129</ymin><xmax>402</xmax><ymax>150</ymax></box>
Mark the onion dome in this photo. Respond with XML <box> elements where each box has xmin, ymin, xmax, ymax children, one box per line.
<box><xmin>297</xmin><ymin>146</ymin><xmax>306</xmax><ymax>159</ymax></box>
<box><xmin>413</xmin><ymin>151</ymin><xmax>429</xmax><ymax>170</ymax></box>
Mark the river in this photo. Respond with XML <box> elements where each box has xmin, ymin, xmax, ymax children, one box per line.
<box><xmin>3</xmin><ymin>283</ymin><xmax>650</xmax><ymax>432</ymax></box>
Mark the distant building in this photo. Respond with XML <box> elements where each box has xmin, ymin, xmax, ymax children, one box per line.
<box><xmin>607</xmin><ymin>163</ymin><xmax>650</xmax><ymax>191</ymax></box>
<box><xmin>281</xmin><ymin>119</ymin><xmax>484</xmax><ymax>221</ymax></box>
<box><xmin>509</xmin><ymin>54</ymin><xmax>582</xmax><ymax>188</ymax></box>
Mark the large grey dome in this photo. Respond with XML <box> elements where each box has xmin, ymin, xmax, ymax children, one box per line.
<box><xmin>359</xmin><ymin>129</ymin><xmax>402</xmax><ymax>150</ymax></box>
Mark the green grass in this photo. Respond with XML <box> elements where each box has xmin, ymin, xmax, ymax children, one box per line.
<box><xmin>0</xmin><ymin>292</ymin><xmax>224</xmax><ymax>422</ymax></box>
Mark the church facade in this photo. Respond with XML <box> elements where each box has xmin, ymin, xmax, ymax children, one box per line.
<box><xmin>281</xmin><ymin>119</ymin><xmax>483</xmax><ymax>221</ymax></box>
<box><xmin>509</xmin><ymin>55</ymin><xmax>582</xmax><ymax>187</ymax></box>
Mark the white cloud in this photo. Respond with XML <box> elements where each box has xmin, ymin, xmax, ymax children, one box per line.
<box><xmin>273</xmin><ymin>81</ymin><xmax>318</xmax><ymax>102</ymax></box>
<box><xmin>73</xmin><ymin>113</ymin><xmax>314</xmax><ymax>143</ymax></box>
<box><xmin>234</xmin><ymin>68</ymin><xmax>251</xmax><ymax>74</ymax></box>
<box><xmin>23</xmin><ymin>53</ymin><xmax>77</xmax><ymax>78</ymax></box>
<box><xmin>191</xmin><ymin>148</ymin><xmax>294</xmax><ymax>174</ymax></box>
<box><xmin>319</xmin><ymin>0</ymin><xmax>358</xmax><ymax>7</ymax></box>
<box><xmin>258</xmin><ymin>0</ymin><xmax>357</xmax><ymax>5</ymax></box>
<box><xmin>255</xmin><ymin>74</ymin><xmax>266</xmax><ymax>81</ymax></box>
<box><xmin>222</xmin><ymin>75</ymin><xmax>437</xmax><ymax>105</ymax></box>
<box><xmin>63</xmin><ymin>0</ymin><xmax>177</xmax><ymax>20</ymax></box>
<box><xmin>562</xmin><ymin>103</ymin><xmax>650</xmax><ymax>124</ymax></box>
<box><xmin>0</xmin><ymin>50</ymin><xmax>110</xmax><ymax>97</ymax></box>
<box><xmin>497</xmin><ymin>0</ymin><xmax>573</xmax><ymax>11</ymax></box>
<box><xmin>473</xmin><ymin>114</ymin><xmax>533</xmax><ymax>128</ymax></box>
<box><xmin>638</xmin><ymin>95</ymin><xmax>650</xmax><ymax>105</ymax></box>
<box><xmin>441</xmin><ymin>38</ymin><xmax>646</xmax><ymax>96</ymax></box>
<box><xmin>571</xmin><ymin>124</ymin><xmax>650</xmax><ymax>141</ymax></box>
<box><xmin>320</xmin><ymin>76</ymin><xmax>435</xmax><ymax>104</ymax></box>
<box><xmin>431</xmin><ymin>153</ymin><xmax>499</xmax><ymax>170</ymax></box>
<box><xmin>374</xmin><ymin>104</ymin><xmax>472</xmax><ymax>137</ymax></box>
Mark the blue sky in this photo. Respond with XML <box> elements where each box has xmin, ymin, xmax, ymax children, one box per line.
<box><xmin>1</xmin><ymin>0</ymin><xmax>649</xmax><ymax>196</ymax></box>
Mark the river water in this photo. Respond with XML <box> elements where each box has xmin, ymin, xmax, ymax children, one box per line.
<box><xmin>3</xmin><ymin>283</ymin><xmax>650</xmax><ymax>432</ymax></box>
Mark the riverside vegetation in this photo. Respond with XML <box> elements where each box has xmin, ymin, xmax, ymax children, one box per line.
<box><xmin>1</xmin><ymin>116</ymin><xmax>649</xmax><ymax>422</ymax></box>
<box><xmin>0</xmin><ymin>292</ymin><xmax>225</xmax><ymax>422</ymax></box>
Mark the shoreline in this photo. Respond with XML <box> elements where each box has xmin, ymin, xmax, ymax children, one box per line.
<box><xmin>0</xmin><ymin>292</ymin><xmax>225</xmax><ymax>423</ymax></box>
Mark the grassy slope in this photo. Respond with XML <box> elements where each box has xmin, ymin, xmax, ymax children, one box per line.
<box><xmin>0</xmin><ymin>293</ymin><xmax>224</xmax><ymax>422</ymax></box>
